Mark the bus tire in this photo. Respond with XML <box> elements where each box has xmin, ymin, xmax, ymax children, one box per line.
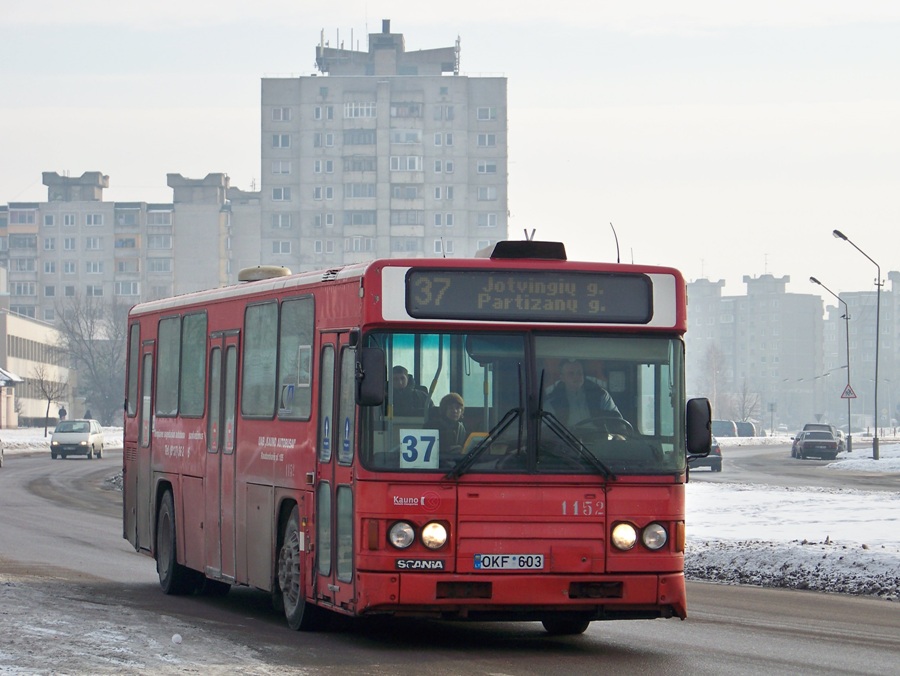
<box><xmin>157</xmin><ymin>490</ymin><xmax>196</xmax><ymax>595</ymax></box>
<box><xmin>541</xmin><ymin>616</ymin><xmax>591</xmax><ymax>635</ymax></box>
<box><xmin>277</xmin><ymin>505</ymin><xmax>323</xmax><ymax>631</ymax></box>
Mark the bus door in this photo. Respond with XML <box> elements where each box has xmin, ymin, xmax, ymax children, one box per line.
<box><xmin>205</xmin><ymin>331</ymin><xmax>240</xmax><ymax>582</ymax></box>
<box><xmin>136</xmin><ymin>340</ymin><xmax>155</xmax><ymax>551</ymax></box>
<box><xmin>315</xmin><ymin>333</ymin><xmax>357</xmax><ymax>613</ymax></box>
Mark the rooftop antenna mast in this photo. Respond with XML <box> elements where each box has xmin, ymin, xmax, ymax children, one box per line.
<box><xmin>610</xmin><ymin>222</ymin><xmax>620</xmax><ymax>263</ymax></box>
<box><xmin>524</xmin><ymin>228</ymin><xmax>536</xmax><ymax>241</ymax></box>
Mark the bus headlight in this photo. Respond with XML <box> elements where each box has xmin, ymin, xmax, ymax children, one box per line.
<box><xmin>641</xmin><ymin>522</ymin><xmax>668</xmax><ymax>550</ymax></box>
<box><xmin>388</xmin><ymin>522</ymin><xmax>416</xmax><ymax>549</ymax></box>
<box><xmin>421</xmin><ymin>522</ymin><xmax>448</xmax><ymax>550</ymax></box>
<box><xmin>611</xmin><ymin>522</ymin><xmax>638</xmax><ymax>550</ymax></box>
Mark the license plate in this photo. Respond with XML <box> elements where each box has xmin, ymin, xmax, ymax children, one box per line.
<box><xmin>474</xmin><ymin>554</ymin><xmax>544</xmax><ymax>570</ymax></box>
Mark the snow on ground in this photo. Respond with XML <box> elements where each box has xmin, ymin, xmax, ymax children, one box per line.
<box><xmin>3</xmin><ymin>427</ymin><xmax>899</xmax><ymax>601</ymax></box>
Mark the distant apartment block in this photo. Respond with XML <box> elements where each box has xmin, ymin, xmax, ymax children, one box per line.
<box><xmin>260</xmin><ymin>20</ymin><xmax>508</xmax><ymax>270</ymax></box>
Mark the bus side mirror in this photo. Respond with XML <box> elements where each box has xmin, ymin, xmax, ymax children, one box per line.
<box><xmin>357</xmin><ymin>347</ymin><xmax>386</xmax><ymax>406</ymax></box>
<box><xmin>686</xmin><ymin>398</ymin><xmax>712</xmax><ymax>456</ymax></box>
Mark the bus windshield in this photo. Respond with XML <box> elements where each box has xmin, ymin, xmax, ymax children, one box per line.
<box><xmin>360</xmin><ymin>331</ymin><xmax>687</xmax><ymax>476</ymax></box>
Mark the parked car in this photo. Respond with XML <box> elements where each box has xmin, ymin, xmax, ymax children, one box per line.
<box><xmin>689</xmin><ymin>434</ymin><xmax>722</xmax><ymax>472</ymax></box>
<box><xmin>711</xmin><ymin>420</ymin><xmax>737</xmax><ymax>437</ymax></box>
<box><xmin>791</xmin><ymin>430</ymin><xmax>839</xmax><ymax>460</ymax></box>
<box><xmin>50</xmin><ymin>419</ymin><xmax>104</xmax><ymax>459</ymax></box>
<box><xmin>735</xmin><ymin>421</ymin><xmax>757</xmax><ymax>437</ymax></box>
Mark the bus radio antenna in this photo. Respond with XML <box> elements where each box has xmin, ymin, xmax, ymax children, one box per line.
<box><xmin>610</xmin><ymin>222</ymin><xmax>621</xmax><ymax>264</ymax></box>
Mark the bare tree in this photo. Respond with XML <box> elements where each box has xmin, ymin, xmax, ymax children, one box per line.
<box><xmin>735</xmin><ymin>378</ymin><xmax>762</xmax><ymax>423</ymax></box>
<box><xmin>32</xmin><ymin>363</ymin><xmax>69</xmax><ymax>437</ymax></box>
<box><xmin>54</xmin><ymin>294</ymin><xmax>129</xmax><ymax>426</ymax></box>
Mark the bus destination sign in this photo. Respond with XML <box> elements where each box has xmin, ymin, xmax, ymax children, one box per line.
<box><xmin>406</xmin><ymin>270</ymin><xmax>653</xmax><ymax>323</ymax></box>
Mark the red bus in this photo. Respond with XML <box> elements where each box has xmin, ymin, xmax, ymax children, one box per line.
<box><xmin>123</xmin><ymin>240</ymin><xmax>711</xmax><ymax>635</ymax></box>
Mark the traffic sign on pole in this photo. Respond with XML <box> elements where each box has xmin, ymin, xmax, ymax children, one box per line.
<box><xmin>841</xmin><ymin>384</ymin><xmax>857</xmax><ymax>399</ymax></box>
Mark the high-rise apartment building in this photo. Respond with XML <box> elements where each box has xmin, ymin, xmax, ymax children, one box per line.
<box><xmin>260</xmin><ymin>20</ymin><xmax>508</xmax><ymax>271</ymax></box>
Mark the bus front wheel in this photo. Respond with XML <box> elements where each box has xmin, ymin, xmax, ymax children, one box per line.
<box><xmin>541</xmin><ymin>616</ymin><xmax>591</xmax><ymax>635</ymax></box>
<box><xmin>277</xmin><ymin>505</ymin><xmax>324</xmax><ymax>631</ymax></box>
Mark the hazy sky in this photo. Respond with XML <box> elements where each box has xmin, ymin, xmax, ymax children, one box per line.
<box><xmin>3</xmin><ymin>1</ymin><xmax>898</xmax><ymax>300</ymax></box>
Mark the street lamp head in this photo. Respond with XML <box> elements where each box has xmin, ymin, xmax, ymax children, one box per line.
<box><xmin>833</xmin><ymin>229</ymin><xmax>848</xmax><ymax>241</ymax></box>
<box><xmin>810</xmin><ymin>276</ymin><xmax>821</xmax><ymax>285</ymax></box>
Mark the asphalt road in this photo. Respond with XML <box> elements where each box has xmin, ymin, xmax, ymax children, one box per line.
<box><xmin>1</xmin><ymin>449</ymin><xmax>899</xmax><ymax>674</ymax></box>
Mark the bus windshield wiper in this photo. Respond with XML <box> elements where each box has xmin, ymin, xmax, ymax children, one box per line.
<box><xmin>539</xmin><ymin>410</ymin><xmax>617</xmax><ymax>480</ymax></box>
<box><xmin>444</xmin><ymin>407</ymin><xmax>521</xmax><ymax>480</ymax></box>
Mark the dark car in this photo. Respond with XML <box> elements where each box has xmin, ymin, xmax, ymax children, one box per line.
<box><xmin>792</xmin><ymin>430</ymin><xmax>839</xmax><ymax>460</ymax></box>
<box><xmin>711</xmin><ymin>420</ymin><xmax>737</xmax><ymax>437</ymax></box>
<box><xmin>689</xmin><ymin>434</ymin><xmax>722</xmax><ymax>471</ymax></box>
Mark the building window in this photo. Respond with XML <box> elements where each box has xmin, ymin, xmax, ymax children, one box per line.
<box><xmin>63</xmin><ymin>213</ymin><xmax>76</xmax><ymax>227</ymax></box>
<box><xmin>446</xmin><ymin>186</ymin><xmax>455</xmax><ymax>200</ymax></box>
<box><xmin>392</xmin><ymin>184</ymin><xmax>420</xmax><ymax>199</ymax></box>
<box><xmin>445</xmin><ymin>161</ymin><xmax>454</xmax><ymax>173</ymax></box>
<box><xmin>477</xmin><ymin>133</ymin><xmax>497</xmax><ymax>147</ymax></box>
<box><xmin>9</xmin><ymin>234</ymin><xmax>37</xmax><ymax>249</ymax></box>
<box><xmin>344</xmin><ymin>129</ymin><xmax>374</xmax><ymax>146</ymax></box>
<box><xmin>43</xmin><ymin>214</ymin><xmax>55</xmax><ymax>227</ymax></box>
<box><xmin>272</xmin><ymin>187</ymin><xmax>291</xmax><ymax>201</ymax></box>
<box><xmin>445</xmin><ymin>213</ymin><xmax>454</xmax><ymax>227</ymax></box>
<box><xmin>390</xmin><ymin>129</ymin><xmax>422</xmax><ymax>144</ymax></box>
<box><xmin>9</xmin><ymin>210</ymin><xmax>36</xmax><ymax>225</ymax></box>
<box><xmin>272</xmin><ymin>160</ymin><xmax>292</xmax><ymax>174</ymax></box>
<box><xmin>434</xmin><ymin>133</ymin><xmax>442</xmax><ymax>146</ymax></box>
<box><xmin>477</xmin><ymin>106</ymin><xmax>498</xmax><ymax>121</ymax></box>
<box><xmin>344</xmin><ymin>156</ymin><xmax>376</xmax><ymax>172</ymax></box>
<box><xmin>116</xmin><ymin>259</ymin><xmax>140</xmax><ymax>273</ymax></box>
<box><xmin>147</xmin><ymin>211</ymin><xmax>172</xmax><ymax>226</ymax></box>
<box><xmin>13</xmin><ymin>258</ymin><xmax>35</xmax><ymax>272</ymax></box>
<box><xmin>43</xmin><ymin>308</ymin><xmax>55</xmax><ymax>322</ymax></box>
<box><xmin>149</xmin><ymin>258</ymin><xmax>172</xmax><ymax>273</ymax></box>
<box><xmin>434</xmin><ymin>187</ymin><xmax>442</xmax><ymax>200</ymax></box>
<box><xmin>314</xmin><ymin>240</ymin><xmax>322</xmax><ymax>254</ymax></box>
<box><xmin>44</xmin><ymin>261</ymin><xmax>56</xmax><ymax>274</ymax></box>
<box><xmin>148</xmin><ymin>234</ymin><xmax>173</xmax><ymax>249</ymax></box>
<box><xmin>115</xmin><ymin>281</ymin><xmax>140</xmax><ymax>296</ymax></box>
<box><xmin>477</xmin><ymin>160</ymin><xmax>498</xmax><ymax>174</ymax></box>
<box><xmin>390</xmin><ymin>210</ymin><xmax>424</xmax><ymax>225</ymax></box>
<box><xmin>272</xmin><ymin>134</ymin><xmax>291</xmax><ymax>148</ymax></box>
<box><xmin>64</xmin><ymin>285</ymin><xmax>76</xmax><ymax>296</ymax></box>
<box><xmin>344</xmin><ymin>102</ymin><xmax>376</xmax><ymax>118</ymax></box>
<box><xmin>325</xmin><ymin>240</ymin><xmax>334</xmax><ymax>254</ymax></box>
<box><xmin>44</xmin><ymin>238</ymin><xmax>56</xmax><ymax>251</ymax></box>
<box><xmin>272</xmin><ymin>107</ymin><xmax>291</xmax><ymax>121</ymax></box>
<box><xmin>344</xmin><ymin>183</ymin><xmax>376</xmax><ymax>199</ymax></box>
<box><xmin>86</xmin><ymin>213</ymin><xmax>103</xmax><ymax>226</ymax></box>
<box><xmin>343</xmin><ymin>211</ymin><xmax>377</xmax><ymax>226</ymax></box>
<box><xmin>115</xmin><ymin>237</ymin><xmax>136</xmax><ymax>248</ymax></box>
<box><xmin>63</xmin><ymin>261</ymin><xmax>77</xmax><ymax>274</ymax></box>
<box><xmin>434</xmin><ymin>160</ymin><xmax>443</xmax><ymax>173</ymax></box>
<box><xmin>391</xmin><ymin>238</ymin><xmax>423</xmax><ymax>252</ymax></box>
<box><xmin>477</xmin><ymin>186</ymin><xmax>498</xmax><ymax>201</ymax></box>
<box><xmin>86</xmin><ymin>285</ymin><xmax>103</xmax><ymax>297</ymax></box>
<box><xmin>272</xmin><ymin>213</ymin><xmax>293</xmax><ymax>229</ymax></box>
<box><xmin>86</xmin><ymin>261</ymin><xmax>104</xmax><ymax>274</ymax></box>
<box><xmin>63</xmin><ymin>237</ymin><xmax>76</xmax><ymax>251</ymax></box>
<box><xmin>115</xmin><ymin>210</ymin><xmax>139</xmax><ymax>226</ymax></box>
<box><xmin>434</xmin><ymin>105</ymin><xmax>455</xmax><ymax>120</ymax></box>
<box><xmin>390</xmin><ymin>156</ymin><xmax>422</xmax><ymax>172</ymax></box>
<box><xmin>390</xmin><ymin>102</ymin><xmax>422</xmax><ymax>118</ymax></box>
<box><xmin>273</xmin><ymin>240</ymin><xmax>291</xmax><ymax>254</ymax></box>
<box><xmin>11</xmin><ymin>282</ymin><xmax>35</xmax><ymax>296</ymax></box>
<box><xmin>434</xmin><ymin>213</ymin><xmax>442</xmax><ymax>227</ymax></box>
<box><xmin>85</xmin><ymin>237</ymin><xmax>103</xmax><ymax>250</ymax></box>
<box><xmin>477</xmin><ymin>213</ymin><xmax>498</xmax><ymax>228</ymax></box>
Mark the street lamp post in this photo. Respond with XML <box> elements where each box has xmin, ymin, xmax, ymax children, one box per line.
<box><xmin>833</xmin><ymin>229</ymin><xmax>881</xmax><ymax>460</ymax></box>
<box><xmin>810</xmin><ymin>276</ymin><xmax>852</xmax><ymax>453</ymax></box>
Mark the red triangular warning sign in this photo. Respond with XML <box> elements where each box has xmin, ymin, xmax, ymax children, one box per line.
<box><xmin>841</xmin><ymin>384</ymin><xmax>857</xmax><ymax>399</ymax></box>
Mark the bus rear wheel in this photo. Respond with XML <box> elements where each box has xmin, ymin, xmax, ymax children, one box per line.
<box><xmin>541</xmin><ymin>616</ymin><xmax>591</xmax><ymax>635</ymax></box>
<box><xmin>157</xmin><ymin>490</ymin><xmax>199</xmax><ymax>595</ymax></box>
<box><xmin>277</xmin><ymin>505</ymin><xmax>323</xmax><ymax>631</ymax></box>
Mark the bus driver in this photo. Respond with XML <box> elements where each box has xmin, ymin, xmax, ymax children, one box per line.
<box><xmin>544</xmin><ymin>359</ymin><xmax>620</xmax><ymax>425</ymax></box>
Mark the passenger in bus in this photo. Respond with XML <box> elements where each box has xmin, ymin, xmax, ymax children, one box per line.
<box><xmin>428</xmin><ymin>392</ymin><xmax>467</xmax><ymax>457</ymax></box>
<box><xmin>544</xmin><ymin>359</ymin><xmax>621</xmax><ymax>425</ymax></box>
<box><xmin>389</xmin><ymin>365</ymin><xmax>433</xmax><ymax>418</ymax></box>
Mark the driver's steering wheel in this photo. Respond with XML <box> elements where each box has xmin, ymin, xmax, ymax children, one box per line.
<box><xmin>572</xmin><ymin>413</ymin><xmax>634</xmax><ymax>439</ymax></box>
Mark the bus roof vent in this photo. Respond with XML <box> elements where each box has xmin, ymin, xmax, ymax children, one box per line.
<box><xmin>478</xmin><ymin>240</ymin><xmax>568</xmax><ymax>261</ymax></box>
<box><xmin>321</xmin><ymin>268</ymin><xmax>341</xmax><ymax>281</ymax></box>
<box><xmin>238</xmin><ymin>265</ymin><xmax>292</xmax><ymax>282</ymax></box>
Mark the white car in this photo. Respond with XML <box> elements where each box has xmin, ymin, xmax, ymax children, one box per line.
<box><xmin>50</xmin><ymin>419</ymin><xmax>104</xmax><ymax>459</ymax></box>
